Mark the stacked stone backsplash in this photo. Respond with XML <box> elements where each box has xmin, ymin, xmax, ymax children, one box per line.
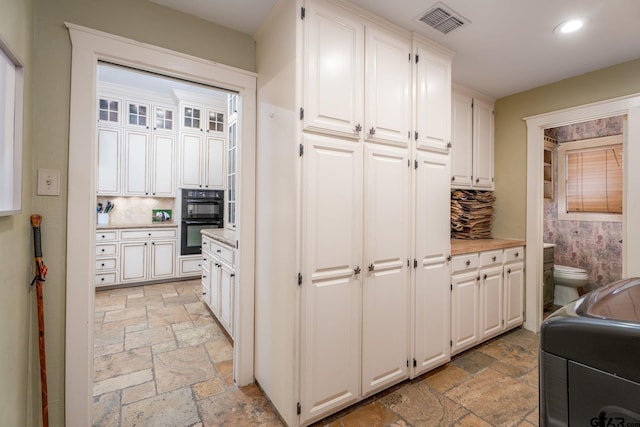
<box><xmin>544</xmin><ymin>116</ymin><xmax>624</xmax><ymax>290</ymax></box>
<box><xmin>96</xmin><ymin>196</ymin><xmax>176</xmax><ymax>226</ymax></box>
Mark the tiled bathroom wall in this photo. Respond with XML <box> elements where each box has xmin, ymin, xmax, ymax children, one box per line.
<box><xmin>543</xmin><ymin>116</ymin><xmax>624</xmax><ymax>290</ymax></box>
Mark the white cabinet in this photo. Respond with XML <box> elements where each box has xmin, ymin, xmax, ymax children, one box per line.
<box><xmin>302</xmin><ymin>0</ymin><xmax>364</xmax><ymax>138</ymax></box>
<box><xmin>179</xmin><ymin>133</ymin><xmax>225</xmax><ymax>189</ymax></box>
<box><xmin>119</xmin><ymin>228</ymin><xmax>177</xmax><ymax>284</ymax></box>
<box><xmin>451</xmin><ymin>88</ymin><xmax>494</xmax><ymax>189</ymax></box>
<box><xmin>361</xmin><ymin>144</ymin><xmax>410</xmax><ymax>396</ymax></box>
<box><xmin>97</xmin><ymin>92</ymin><xmax>176</xmax><ymax>197</ymax></box>
<box><xmin>97</xmin><ymin>128</ymin><xmax>121</xmax><ymax>195</ymax></box>
<box><xmin>504</xmin><ymin>247</ymin><xmax>525</xmax><ymax>329</ymax></box>
<box><xmin>302</xmin><ymin>0</ymin><xmax>412</xmax><ymax>146</ymax></box>
<box><xmin>255</xmin><ymin>1</ymin><xmax>453</xmax><ymax>425</ymax></box>
<box><xmin>364</xmin><ymin>25</ymin><xmax>411</xmax><ymax>146</ymax></box>
<box><xmin>450</xmin><ymin>246</ymin><xmax>525</xmax><ymax>355</ymax></box>
<box><xmin>413</xmin><ymin>150</ymin><xmax>452</xmax><ymax>374</ymax></box>
<box><xmin>201</xmin><ymin>235</ymin><xmax>235</xmax><ymax>337</ymax></box>
<box><xmin>95</xmin><ymin>230</ymin><xmax>119</xmax><ymax>287</ymax></box>
<box><xmin>414</xmin><ymin>39</ymin><xmax>452</xmax><ymax>154</ymax></box>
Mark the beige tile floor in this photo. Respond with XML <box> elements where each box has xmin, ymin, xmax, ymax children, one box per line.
<box><xmin>93</xmin><ymin>280</ymin><xmax>540</xmax><ymax>426</ymax></box>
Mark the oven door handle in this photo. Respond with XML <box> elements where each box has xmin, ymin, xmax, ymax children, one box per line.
<box><xmin>182</xmin><ymin>220</ymin><xmax>214</xmax><ymax>225</ymax></box>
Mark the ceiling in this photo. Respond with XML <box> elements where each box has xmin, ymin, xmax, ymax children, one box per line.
<box><xmin>149</xmin><ymin>0</ymin><xmax>640</xmax><ymax>99</ymax></box>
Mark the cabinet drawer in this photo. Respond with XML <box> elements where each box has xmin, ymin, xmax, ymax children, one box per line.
<box><xmin>95</xmin><ymin>258</ymin><xmax>117</xmax><ymax>271</ymax></box>
<box><xmin>95</xmin><ymin>272</ymin><xmax>117</xmax><ymax>286</ymax></box>
<box><xmin>504</xmin><ymin>246</ymin><xmax>525</xmax><ymax>263</ymax></box>
<box><xmin>479</xmin><ymin>250</ymin><xmax>503</xmax><ymax>267</ymax></box>
<box><xmin>121</xmin><ymin>229</ymin><xmax>177</xmax><ymax>240</ymax></box>
<box><xmin>451</xmin><ymin>253</ymin><xmax>479</xmax><ymax>273</ymax></box>
<box><xmin>96</xmin><ymin>231</ymin><xmax>117</xmax><ymax>241</ymax></box>
<box><xmin>179</xmin><ymin>257</ymin><xmax>202</xmax><ymax>275</ymax></box>
<box><xmin>210</xmin><ymin>240</ymin><xmax>234</xmax><ymax>265</ymax></box>
<box><xmin>96</xmin><ymin>243</ymin><xmax>117</xmax><ymax>256</ymax></box>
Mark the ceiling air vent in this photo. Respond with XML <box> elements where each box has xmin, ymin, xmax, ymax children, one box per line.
<box><xmin>419</xmin><ymin>3</ymin><xmax>469</xmax><ymax>34</ymax></box>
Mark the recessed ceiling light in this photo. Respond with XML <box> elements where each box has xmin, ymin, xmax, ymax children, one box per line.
<box><xmin>555</xmin><ymin>19</ymin><xmax>585</xmax><ymax>34</ymax></box>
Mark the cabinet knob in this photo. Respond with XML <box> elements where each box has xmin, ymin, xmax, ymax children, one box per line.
<box><xmin>354</xmin><ymin>266</ymin><xmax>361</xmax><ymax>275</ymax></box>
<box><xmin>368</xmin><ymin>264</ymin><xmax>375</xmax><ymax>272</ymax></box>
<box><xmin>203</xmin><ymin>242</ymin><xmax>207</xmax><ymax>245</ymax></box>
<box><xmin>465</xmin><ymin>259</ymin><xmax>470</xmax><ymax>266</ymax></box>
<box><xmin>369</xmin><ymin>127</ymin><xmax>376</xmax><ymax>136</ymax></box>
<box><xmin>203</xmin><ymin>275</ymin><xmax>207</xmax><ymax>278</ymax></box>
<box><xmin>203</xmin><ymin>292</ymin><xmax>207</xmax><ymax>295</ymax></box>
<box><xmin>475</xmin><ymin>178</ymin><xmax>480</xmax><ymax>183</ymax></box>
<box><xmin>476</xmin><ymin>276</ymin><xmax>480</xmax><ymax>281</ymax></box>
<box><xmin>101</xmin><ymin>277</ymin><xmax>105</xmax><ymax>282</ymax></box>
<box><xmin>148</xmin><ymin>233</ymin><xmax>152</xmax><ymax>236</ymax></box>
<box><xmin>355</xmin><ymin>124</ymin><xmax>362</xmax><ymax>133</ymax></box>
<box><xmin>216</xmin><ymin>249</ymin><xmax>221</xmax><ymax>253</ymax></box>
<box><xmin>101</xmin><ymin>248</ymin><xmax>105</xmax><ymax>252</ymax></box>
<box><xmin>507</xmin><ymin>268</ymin><xmax>512</xmax><ymax>274</ymax></box>
<box><xmin>483</xmin><ymin>274</ymin><xmax>487</xmax><ymax>280</ymax></box>
<box><xmin>514</xmin><ymin>252</ymin><xmax>519</xmax><ymax>258</ymax></box>
<box><xmin>230</xmin><ymin>274</ymin><xmax>235</xmax><ymax>278</ymax></box>
<box><xmin>492</xmin><ymin>256</ymin><xmax>497</xmax><ymax>262</ymax></box>
<box><xmin>451</xmin><ymin>176</ymin><xmax>455</xmax><ymax>181</ymax></box>
<box><xmin>101</xmin><ymin>235</ymin><xmax>106</xmax><ymax>238</ymax></box>
<box><xmin>101</xmin><ymin>263</ymin><xmax>105</xmax><ymax>267</ymax></box>
<box><xmin>203</xmin><ymin>258</ymin><xmax>207</xmax><ymax>261</ymax></box>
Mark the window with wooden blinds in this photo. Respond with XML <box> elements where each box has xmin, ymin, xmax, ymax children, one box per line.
<box><xmin>558</xmin><ymin>135</ymin><xmax>623</xmax><ymax>222</ymax></box>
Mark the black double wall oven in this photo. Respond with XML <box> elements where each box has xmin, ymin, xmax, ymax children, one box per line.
<box><xmin>181</xmin><ymin>189</ymin><xmax>223</xmax><ymax>255</ymax></box>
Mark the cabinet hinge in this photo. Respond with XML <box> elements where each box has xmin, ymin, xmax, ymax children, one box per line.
<box><xmin>298</xmin><ymin>273</ymin><xmax>302</xmax><ymax>286</ymax></box>
<box><xmin>406</xmin><ymin>359</ymin><xmax>409</xmax><ymax>367</ymax></box>
<box><xmin>492</xmin><ymin>177</ymin><xmax>494</xmax><ymax>182</ymax></box>
<box><xmin>413</xmin><ymin>259</ymin><xmax>418</xmax><ymax>268</ymax></box>
<box><xmin>415</xmin><ymin>54</ymin><xmax>419</xmax><ymax>64</ymax></box>
<box><xmin>408</xmin><ymin>131</ymin><xmax>411</xmax><ymax>140</ymax></box>
<box><xmin>414</xmin><ymin>131</ymin><xmax>418</xmax><ymax>141</ymax></box>
<box><xmin>471</xmin><ymin>100</ymin><xmax>474</xmax><ymax>108</ymax></box>
<box><xmin>413</xmin><ymin>358</ymin><xmax>417</xmax><ymax>367</ymax></box>
<box><xmin>236</xmin><ymin>240</ymin><xmax>239</xmax><ymax>249</ymax></box>
<box><xmin>299</xmin><ymin>144</ymin><xmax>304</xmax><ymax>157</ymax></box>
<box><xmin>408</xmin><ymin>53</ymin><xmax>411</xmax><ymax>62</ymax></box>
<box><xmin>502</xmin><ymin>319</ymin><xmax>505</xmax><ymax>326</ymax></box>
<box><xmin>414</xmin><ymin>160</ymin><xmax>418</xmax><ymax>169</ymax></box>
<box><xmin>450</xmin><ymin>283</ymin><xmax>453</xmax><ymax>291</ymax></box>
<box><xmin>299</xmin><ymin>107</ymin><xmax>304</xmax><ymax>120</ymax></box>
<box><xmin>300</xmin><ymin>7</ymin><xmax>305</xmax><ymax>20</ymax></box>
<box><xmin>297</xmin><ymin>402</ymin><xmax>301</xmax><ymax>415</ymax></box>
<box><xmin>450</xmin><ymin>340</ymin><xmax>453</xmax><ymax>347</ymax></box>
<box><xmin>407</xmin><ymin>259</ymin><xmax>410</xmax><ymax>267</ymax></box>
<box><xmin>407</xmin><ymin>159</ymin><xmax>410</xmax><ymax>168</ymax></box>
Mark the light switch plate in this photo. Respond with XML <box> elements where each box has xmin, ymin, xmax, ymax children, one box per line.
<box><xmin>37</xmin><ymin>169</ymin><xmax>61</xmax><ymax>196</ymax></box>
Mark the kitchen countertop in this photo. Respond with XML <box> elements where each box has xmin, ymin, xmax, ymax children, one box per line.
<box><xmin>201</xmin><ymin>228</ymin><xmax>236</xmax><ymax>248</ymax></box>
<box><xmin>451</xmin><ymin>238</ymin><xmax>525</xmax><ymax>255</ymax></box>
<box><xmin>96</xmin><ymin>222</ymin><xmax>178</xmax><ymax>230</ymax></box>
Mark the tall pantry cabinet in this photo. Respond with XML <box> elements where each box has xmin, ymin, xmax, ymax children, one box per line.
<box><xmin>255</xmin><ymin>1</ymin><xmax>453</xmax><ymax>425</ymax></box>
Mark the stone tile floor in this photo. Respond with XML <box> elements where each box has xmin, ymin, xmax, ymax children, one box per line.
<box><xmin>93</xmin><ymin>280</ymin><xmax>540</xmax><ymax>426</ymax></box>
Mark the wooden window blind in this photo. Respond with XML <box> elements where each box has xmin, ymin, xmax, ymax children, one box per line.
<box><xmin>566</xmin><ymin>144</ymin><xmax>622</xmax><ymax>214</ymax></box>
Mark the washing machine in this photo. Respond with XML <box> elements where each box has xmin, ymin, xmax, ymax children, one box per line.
<box><xmin>540</xmin><ymin>277</ymin><xmax>640</xmax><ymax>427</ymax></box>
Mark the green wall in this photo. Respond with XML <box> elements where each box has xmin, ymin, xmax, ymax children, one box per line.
<box><xmin>493</xmin><ymin>58</ymin><xmax>640</xmax><ymax>239</ymax></box>
<box><xmin>24</xmin><ymin>1</ymin><xmax>256</xmax><ymax>425</ymax></box>
<box><xmin>0</xmin><ymin>0</ymin><xmax>36</xmax><ymax>426</ymax></box>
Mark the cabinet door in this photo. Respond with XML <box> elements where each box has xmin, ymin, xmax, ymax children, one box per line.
<box><xmin>504</xmin><ymin>262</ymin><xmax>525</xmax><ymax>329</ymax></box>
<box><xmin>303</xmin><ymin>0</ymin><xmax>364</xmax><ymax>139</ymax></box>
<box><xmin>180</xmin><ymin>133</ymin><xmax>203</xmax><ymax>188</ymax></box>
<box><xmin>300</xmin><ymin>133</ymin><xmax>362</xmax><ymax>425</ymax></box>
<box><xmin>414</xmin><ymin>151</ymin><xmax>451</xmax><ymax>374</ymax></box>
<box><xmin>151</xmin><ymin>134</ymin><xmax>175</xmax><ymax>197</ymax></box>
<box><xmin>219</xmin><ymin>264</ymin><xmax>234</xmax><ymax>337</ymax></box>
<box><xmin>479</xmin><ymin>265</ymin><xmax>504</xmax><ymax>339</ymax></box>
<box><xmin>97</xmin><ymin>127</ymin><xmax>121</xmax><ymax>195</ymax></box>
<box><xmin>124</xmin><ymin>130</ymin><xmax>149</xmax><ymax>195</ymax></box>
<box><xmin>451</xmin><ymin>92</ymin><xmax>473</xmax><ymax>187</ymax></box>
<box><xmin>364</xmin><ymin>26</ymin><xmax>411</xmax><ymax>147</ymax></box>
<box><xmin>120</xmin><ymin>242</ymin><xmax>147</xmax><ymax>283</ymax></box>
<box><xmin>201</xmin><ymin>257</ymin><xmax>211</xmax><ymax>306</ymax></box>
<box><xmin>210</xmin><ymin>261</ymin><xmax>221</xmax><ymax>316</ymax></box>
<box><xmin>415</xmin><ymin>44</ymin><xmax>452</xmax><ymax>153</ymax></box>
<box><xmin>472</xmin><ymin>99</ymin><xmax>494</xmax><ymax>189</ymax></box>
<box><xmin>204</xmin><ymin>136</ymin><xmax>225</xmax><ymax>189</ymax></box>
<box><xmin>451</xmin><ymin>271</ymin><xmax>479</xmax><ymax>354</ymax></box>
<box><xmin>361</xmin><ymin>145</ymin><xmax>409</xmax><ymax>396</ymax></box>
<box><xmin>150</xmin><ymin>240</ymin><xmax>176</xmax><ymax>280</ymax></box>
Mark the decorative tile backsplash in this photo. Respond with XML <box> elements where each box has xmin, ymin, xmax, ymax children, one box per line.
<box><xmin>544</xmin><ymin>116</ymin><xmax>624</xmax><ymax>290</ymax></box>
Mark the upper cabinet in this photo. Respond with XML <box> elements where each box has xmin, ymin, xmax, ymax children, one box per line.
<box><xmin>451</xmin><ymin>86</ymin><xmax>494</xmax><ymax>190</ymax></box>
<box><xmin>302</xmin><ymin>0</ymin><xmax>412</xmax><ymax>146</ymax></box>
<box><xmin>414</xmin><ymin>38</ymin><xmax>453</xmax><ymax>154</ymax></box>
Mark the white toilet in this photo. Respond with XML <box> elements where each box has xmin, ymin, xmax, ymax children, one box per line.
<box><xmin>553</xmin><ymin>265</ymin><xmax>589</xmax><ymax>306</ymax></box>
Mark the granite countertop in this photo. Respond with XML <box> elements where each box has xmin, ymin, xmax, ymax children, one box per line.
<box><xmin>201</xmin><ymin>228</ymin><xmax>236</xmax><ymax>247</ymax></box>
<box><xmin>451</xmin><ymin>238</ymin><xmax>525</xmax><ymax>255</ymax></box>
<box><xmin>96</xmin><ymin>222</ymin><xmax>178</xmax><ymax>230</ymax></box>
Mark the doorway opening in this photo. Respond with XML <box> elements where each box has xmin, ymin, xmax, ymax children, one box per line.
<box><xmin>66</xmin><ymin>24</ymin><xmax>256</xmax><ymax>424</ymax></box>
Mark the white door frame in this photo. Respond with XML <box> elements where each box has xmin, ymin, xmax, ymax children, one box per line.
<box><xmin>66</xmin><ymin>23</ymin><xmax>256</xmax><ymax>426</ymax></box>
<box><xmin>524</xmin><ymin>93</ymin><xmax>640</xmax><ymax>332</ymax></box>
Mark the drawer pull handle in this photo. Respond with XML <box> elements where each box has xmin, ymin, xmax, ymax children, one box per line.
<box><xmin>230</xmin><ymin>274</ymin><xmax>235</xmax><ymax>278</ymax></box>
<box><xmin>216</xmin><ymin>249</ymin><xmax>221</xmax><ymax>253</ymax></box>
<box><xmin>101</xmin><ymin>263</ymin><xmax>105</xmax><ymax>267</ymax></box>
<box><xmin>101</xmin><ymin>235</ymin><xmax>105</xmax><ymax>238</ymax></box>
<box><xmin>101</xmin><ymin>248</ymin><xmax>105</xmax><ymax>252</ymax></box>
<box><xmin>465</xmin><ymin>260</ymin><xmax>471</xmax><ymax>266</ymax></box>
<box><xmin>203</xmin><ymin>275</ymin><xmax>207</xmax><ymax>279</ymax></box>
<box><xmin>101</xmin><ymin>277</ymin><xmax>105</xmax><ymax>281</ymax></box>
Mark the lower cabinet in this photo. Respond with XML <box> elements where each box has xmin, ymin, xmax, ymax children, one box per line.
<box><xmin>94</xmin><ymin>227</ymin><xmax>178</xmax><ymax>287</ymax></box>
<box><xmin>451</xmin><ymin>246</ymin><xmax>525</xmax><ymax>355</ymax></box>
<box><xmin>201</xmin><ymin>234</ymin><xmax>235</xmax><ymax>338</ymax></box>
